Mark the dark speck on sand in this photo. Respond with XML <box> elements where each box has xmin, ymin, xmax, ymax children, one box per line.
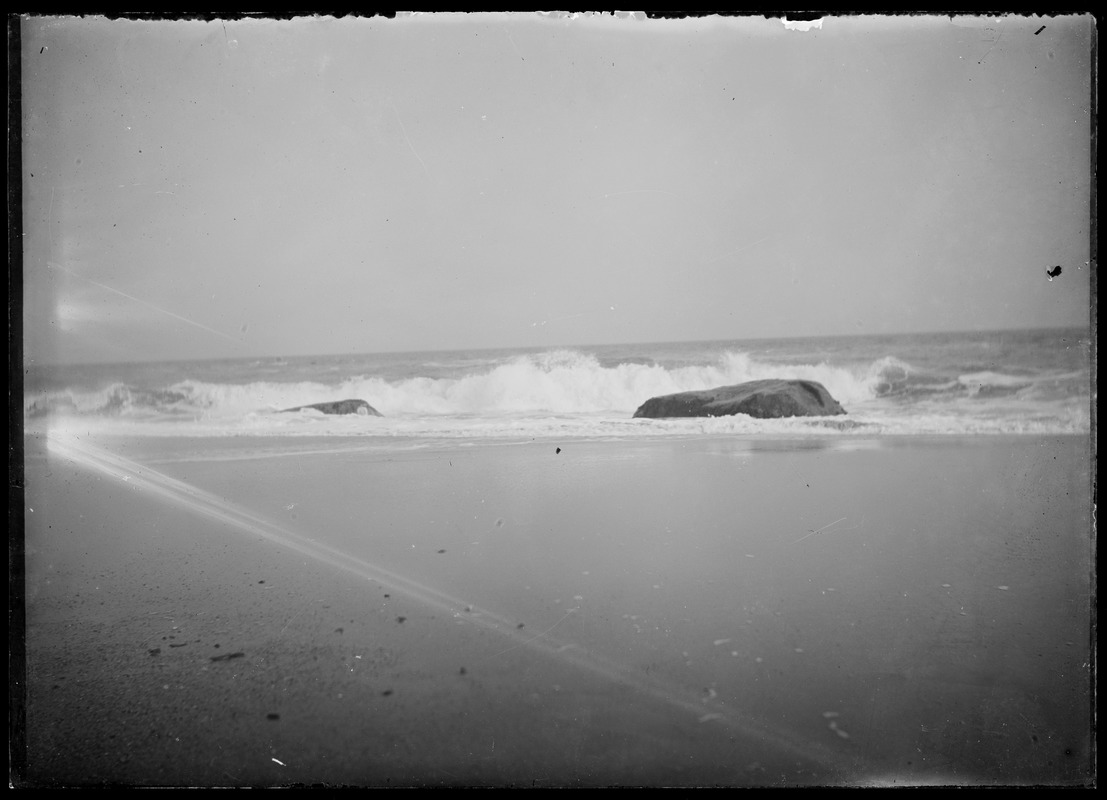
<box><xmin>210</xmin><ymin>651</ymin><xmax>246</xmax><ymax>662</ymax></box>
<box><xmin>21</xmin><ymin>431</ymin><xmax>1091</xmax><ymax>787</ymax></box>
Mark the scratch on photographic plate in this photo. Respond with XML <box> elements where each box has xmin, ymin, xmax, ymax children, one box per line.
<box><xmin>388</xmin><ymin>97</ymin><xmax>428</xmax><ymax>175</ymax></box>
<box><xmin>486</xmin><ymin>606</ymin><xmax>579</xmax><ymax>660</ymax></box>
<box><xmin>47</xmin><ymin>261</ymin><xmax>242</xmax><ymax>345</ymax></box>
<box><xmin>794</xmin><ymin>517</ymin><xmax>847</xmax><ymax>544</ymax></box>
<box><xmin>504</xmin><ymin>28</ymin><xmax>525</xmax><ymax>61</ymax></box>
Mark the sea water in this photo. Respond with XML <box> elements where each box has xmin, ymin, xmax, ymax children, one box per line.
<box><xmin>25</xmin><ymin>327</ymin><xmax>1092</xmax><ymax>441</ymax></box>
<box><xmin>23</xmin><ymin>328</ymin><xmax>1095</xmax><ymax>785</ymax></box>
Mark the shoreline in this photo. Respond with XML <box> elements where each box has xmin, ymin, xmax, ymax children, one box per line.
<box><xmin>18</xmin><ymin>432</ymin><xmax>1094</xmax><ymax>786</ymax></box>
<box><xmin>26</xmin><ymin>426</ymin><xmax>1098</xmax><ymax>457</ymax></box>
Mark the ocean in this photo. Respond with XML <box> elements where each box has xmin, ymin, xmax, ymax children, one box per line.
<box><xmin>22</xmin><ymin>326</ymin><xmax>1095</xmax><ymax>785</ymax></box>
<box><xmin>24</xmin><ymin>327</ymin><xmax>1092</xmax><ymax>442</ymax></box>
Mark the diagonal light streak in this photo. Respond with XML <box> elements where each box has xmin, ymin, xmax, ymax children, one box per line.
<box><xmin>47</xmin><ymin>261</ymin><xmax>242</xmax><ymax>344</ymax></box>
<box><xmin>45</xmin><ymin>432</ymin><xmax>854</xmax><ymax>779</ymax></box>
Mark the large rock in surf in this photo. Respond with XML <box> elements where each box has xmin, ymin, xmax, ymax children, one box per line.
<box><xmin>632</xmin><ymin>379</ymin><xmax>845</xmax><ymax>419</ymax></box>
<box><xmin>282</xmin><ymin>399</ymin><xmax>382</xmax><ymax>416</ymax></box>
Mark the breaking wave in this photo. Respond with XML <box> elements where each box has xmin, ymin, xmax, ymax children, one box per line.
<box><xmin>25</xmin><ymin>350</ymin><xmax>916</xmax><ymax>419</ymax></box>
<box><xmin>23</xmin><ymin>348</ymin><xmax>1090</xmax><ymax>438</ymax></box>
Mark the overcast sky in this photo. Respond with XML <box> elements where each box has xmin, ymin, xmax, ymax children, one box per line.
<box><xmin>21</xmin><ymin>13</ymin><xmax>1092</xmax><ymax>364</ymax></box>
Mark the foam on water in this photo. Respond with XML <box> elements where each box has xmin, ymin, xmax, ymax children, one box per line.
<box><xmin>24</xmin><ymin>330</ymin><xmax>1092</xmax><ymax>440</ymax></box>
<box><xmin>24</xmin><ymin>352</ymin><xmax>920</xmax><ymax>417</ymax></box>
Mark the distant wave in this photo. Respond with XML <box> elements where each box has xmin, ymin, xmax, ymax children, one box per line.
<box><xmin>22</xmin><ymin>348</ymin><xmax>1090</xmax><ymax>438</ymax></box>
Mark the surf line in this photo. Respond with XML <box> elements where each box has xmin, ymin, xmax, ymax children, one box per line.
<box><xmin>46</xmin><ymin>432</ymin><xmax>853</xmax><ymax>777</ymax></box>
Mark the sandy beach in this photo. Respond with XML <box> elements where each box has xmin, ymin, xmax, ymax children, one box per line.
<box><xmin>18</xmin><ymin>432</ymin><xmax>1093</xmax><ymax>787</ymax></box>
<box><xmin>18</xmin><ymin>12</ymin><xmax>1094</xmax><ymax>790</ymax></box>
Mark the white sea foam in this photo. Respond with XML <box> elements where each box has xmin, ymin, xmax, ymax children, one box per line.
<box><xmin>31</xmin><ymin>349</ymin><xmax>900</xmax><ymax>418</ymax></box>
<box><xmin>249</xmin><ymin>349</ymin><xmax>905</xmax><ymax>417</ymax></box>
<box><xmin>24</xmin><ymin>333</ymin><xmax>1092</xmax><ymax>439</ymax></box>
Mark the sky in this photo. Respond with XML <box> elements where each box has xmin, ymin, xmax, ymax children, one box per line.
<box><xmin>20</xmin><ymin>13</ymin><xmax>1093</xmax><ymax>364</ymax></box>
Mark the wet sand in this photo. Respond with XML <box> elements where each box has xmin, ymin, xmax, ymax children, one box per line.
<box><xmin>19</xmin><ymin>433</ymin><xmax>1093</xmax><ymax>786</ymax></box>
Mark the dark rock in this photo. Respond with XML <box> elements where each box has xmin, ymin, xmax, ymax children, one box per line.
<box><xmin>282</xmin><ymin>399</ymin><xmax>382</xmax><ymax>416</ymax></box>
<box><xmin>632</xmin><ymin>379</ymin><xmax>846</xmax><ymax>419</ymax></box>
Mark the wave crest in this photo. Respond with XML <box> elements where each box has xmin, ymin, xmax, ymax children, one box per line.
<box><xmin>26</xmin><ymin>349</ymin><xmax>912</xmax><ymax>420</ymax></box>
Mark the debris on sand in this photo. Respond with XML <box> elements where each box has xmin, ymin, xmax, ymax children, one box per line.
<box><xmin>210</xmin><ymin>651</ymin><xmax>245</xmax><ymax>662</ymax></box>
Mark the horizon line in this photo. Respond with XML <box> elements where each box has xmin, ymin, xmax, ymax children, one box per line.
<box><xmin>22</xmin><ymin>323</ymin><xmax>1093</xmax><ymax>370</ymax></box>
